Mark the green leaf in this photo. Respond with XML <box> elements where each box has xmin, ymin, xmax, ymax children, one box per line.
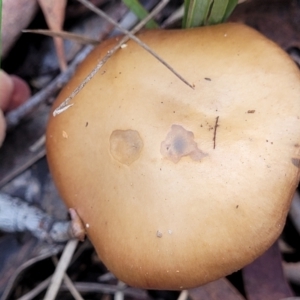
<box><xmin>206</xmin><ymin>0</ymin><xmax>229</xmax><ymax>25</ymax></box>
<box><xmin>122</xmin><ymin>0</ymin><xmax>159</xmax><ymax>29</ymax></box>
<box><xmin>223</xmin><ymin>0</ymin><xmax>238</xmax><ymax>21</ymax></box>
<box><xmin>182</xmin><ymin>0</ymin><xmax>213</xmax><ymax>28</ymax></box>
<box><xmin>182</xmin><ymin>0</ymin><xmax>239</xmax><ymax>28</ymax></box>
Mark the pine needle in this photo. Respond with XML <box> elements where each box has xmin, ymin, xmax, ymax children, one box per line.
<box><xmin>53</xmin><ymin>0</ymin><xmax>194</xmax><ymax>117</ymax></box>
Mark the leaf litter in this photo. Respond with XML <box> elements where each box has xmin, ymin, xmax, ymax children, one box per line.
<box><xmin>1</xmin><ymin>0</ymin><xmax>300</xmax><ymax>299</ymax></box>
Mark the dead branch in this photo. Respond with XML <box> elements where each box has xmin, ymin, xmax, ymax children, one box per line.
<box><xmin>0</xmin><ymin>192</ymin><xmax>73</xmax><ymax>242</ymax></box>
<box><xmin>5</xmin><ymin>45</ymin><xmax>94</xmax><ymax>130</ymax></box>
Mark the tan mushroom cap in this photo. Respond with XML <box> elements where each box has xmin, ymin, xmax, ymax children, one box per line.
<box><xmin>46</xmin><ymin>23</ymin><xmax>300</xmax><ymax>290</ymax></box>
<box><xmin>0</xmin><ymin>70</ymin><xmax>14</xmax><ymax>111</ymax></box>
<box><xmin>0</xmin><ymin>110</ymin><xmax>6</xmax><ymax>147</ymax></box>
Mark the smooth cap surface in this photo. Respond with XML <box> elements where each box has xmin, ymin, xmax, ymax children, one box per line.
<box><xmin>0</xmin><ymin>110</ymin><xmax>6</xmax><ymax>147</ymax></box>
<box><xmin>47</xmin><ymin>23</ymin><xmax>300</xmax><ymax>289</ymax></box>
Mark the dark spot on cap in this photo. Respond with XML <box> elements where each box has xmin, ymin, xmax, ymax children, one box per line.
<box><xmin>292</xmin><ymin>158</ymin><xmax>300</xmax><ymax>168</ymax></box>
<box><xmin>161</xmin><ymin>124</ymin><xmax>207</xmax><ymax>163</ymax></box>
<box><xmin>173</xmin><ymin>136</ymin><xmax>186</xmax><ymax>154</ymax></box>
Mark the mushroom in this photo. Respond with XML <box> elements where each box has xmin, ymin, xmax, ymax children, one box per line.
<box><xmin>0</xmin><ymin>111</ymin><xmax>6</xmax><ymax>147</ymax></box>
<box><xmin>0</xmin><ymin>70</ymin><xmax>11</xmax><ymax>147</ymax></box>
<box><xmin>0</xmin><ymin>70</ymin><xmax>31</xmax><ymax>112</ymax></box>
<box><xmin>0</xmin><ymin>70</ymin><xmax>14</xmax><ymax>112</ymax></box>
<box><xmin>46</xmin><ymin>23</ymin><xmax>300</xmax><ymax>290</ymax></box>
<box><xmin>0</xmin><ymin>69</ymin><xmax>31</xmax><ymax>147</ymax></box>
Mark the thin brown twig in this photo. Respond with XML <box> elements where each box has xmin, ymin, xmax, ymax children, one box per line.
<box><xmin>23</xmin><ymin>29</ymin><xmax>99</xmax><ymax>45</ymax></box>
<box><xmin>53</xmin><ymin>0</ymin><xmax>193</xmax><ymax>116</ymax></box>
<box><xmin>5</xmin><ymin>2</ymin><xmax>128</xmax><ymax>129</ymax></box>
<box><xmin>0</xmin><ymin>148</ymin><xmax>46</xmax><ymax>188</ymax></box>
<box><xmin>213</xmin><ymin>116</ymin><xmax>219</xmax><ymax>149</ymax></box>
<box><xmin>77</xmin><ymin>0</ymin><xmax>193</xmax><ymax>87</ymax></box>
<box><xmin>5</xmin><ymin>45</ymin><xmax>94</xmax><ymax>130</ymax></box>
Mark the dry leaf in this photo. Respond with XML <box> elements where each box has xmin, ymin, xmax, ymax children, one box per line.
<box><xmin>1</xmin><ymin>0</ymin><xmax>38</xmax><ymax>58</ymax></box>
<box><xmin>37</xmin><ymin>0</ymin><xmax>68</xmax><ymax>71</ymax></box>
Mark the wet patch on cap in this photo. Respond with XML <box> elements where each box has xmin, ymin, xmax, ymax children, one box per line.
<box><xmin>110</xmin><ymin>129</ymin><xmax>143</xmax><ymax>165</ymax></box>
<box><xmin>161</xmin><ymin>124</ymin><xmax>207</xmax><ymax>163</ymax></box>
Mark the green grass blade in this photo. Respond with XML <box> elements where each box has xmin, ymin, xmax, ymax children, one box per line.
<box><xmin>182</xmin><ymin>0</ymin><xmax>191</xmax><ymax>28</ymax></box>
<box><xmin>206</xmin><ymin>0</ymin><xmax>229</xmax><ymax>25</ymax></box>
<box><xmin>182</xmin><ymin>0</ymin><xmax>213</xmax><ymax>28</ymax></box>
<box><xmin>122</xmin><ymin>0</ymin><xmax>159</xmax><ymax>29</ymax></box>
<box><xmin>183</xmin><ymin>0</ymin><xmax>238</xmax><ymax>28</ymax></box>
<box><xmin>223</xmin><ymin>0</ymin><xmax>238</xmax><ymax>21</ymax></box>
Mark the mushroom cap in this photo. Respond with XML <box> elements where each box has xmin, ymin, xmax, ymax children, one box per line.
<box><xmin>0</xmin><ymin>70</ymin><xmax>14</xmax><ymax>111</ymax></box>
<box><xmin>46</xmin><ymin>23</ymin><xmax>300</xmax><ymax>290</ymax></box>
<box><xmin>8</xmin><ymin>75</ymin><xmax>31</xmax><ymax>111</ymax></box>
<box><xmin>0</xmin><ymin>110</ymin><xmax>6</xmax><ymax>147</ymax></box>
<box><xmin>0</xmin><ymin>70</ymin><xmax>31</xmax><ymax>112</ymax></box>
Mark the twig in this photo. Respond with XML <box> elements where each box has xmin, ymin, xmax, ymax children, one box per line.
<box><xmin>29</xmin><ymin>135</ymin><xmax>46</xmax><ymax>152</ymax></box>
<box><xmin>17</xmin><ymin>259</ymin><xmax>85</xmax><ymax>300</ymax></box>
<box><xmin>43</xmin><ymin>239</ymin><xmax>79</xmax><ymax>300</ymax></box>
<box><xmin>60</xmin><ymin>282</ymin><xmax>150</xmax><ymax>299</ymax></box>
<box><xmin>98</xmin><ymin>272</ymin><xmax>116</xmax><ymax>282</ymax></box>
<box><xmin>53</xmin><ymin>0</ymin><xmax>193</xmax><ymax>116</ymax></box>
<box><xmin>115</xmin><ymin>281</ymin><xmax>126</xmax><ymax>300</ymax></box>
<box><xmin>23</xmin><ymin>29</ymin><xmax>99</xmax><ymax>45</ymax></box>
<box><xmin>5</xmin><ymin>45</ymin><xmax>94</xmax><ymax>130</ymax></box>
<box><xmin>5</xmin><ymin>2</ymin><xmax>128</xmax><ymax>129</ymax></box>
<box><xmin>53</xmin><ymin>0</ymin><xmax>170</xmax><ymax>116</ymax></box>
<box><xmin>1</xmin><ymin>249</ymin><xmax>63</xmax><ymax>300</ymax></box>
<box><xmin>0</xmin><ymin>148</ymin><xmax>46</xmax><ymax>188</ymax></box>
<box><xmin>283</xmin><ymin>261</ymin><xmax>300</xmax><ymax>286</ymax></box>
<box><xmin>77</xmin><ymin>0</ymin><xmax>193</xmax><ymax>86</ymax></box>
<box><xmin>213</xmin><ymin>116</ymin><xmax>219</xmax><ymax>149</ymax></box>
<box><xmin>161</xmin><ymin>4</ymin><xmax>184</xmax><ymax>28</ymax></box>
<box><xmin>289</xmin><ymin>191</ymin><xmax>300</xmax><ymax>234</ymax></box>
<box><xmin>62</xmin><ymin>273</ymin><xmax>85</xmax><ymax>300</ymax></box>
<box><xmin>52</xmin><ymin>256</ymin><xmax>85</xmax><ymax>300</ymax></box>
<box><xmin>0</xmin><ymin>192</ymin><xmax>73</xmax><ymax>242</ymax></box>
<box><xmin>17</xmin><ymin>278</ymin><xmax>51</xmax><ymax>300</ymax></box>
<box><xmin>177</xmin><ymin>290</ymin><xmax>189</xmax><ymax>300</ymax></box>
